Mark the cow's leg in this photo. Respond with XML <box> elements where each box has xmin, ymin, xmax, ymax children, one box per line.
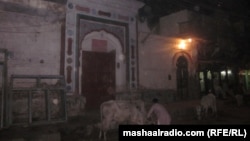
<box><xmin>99</xmin><ymin>129</ymin><xmax>107</xmax><ymax>141</ymax></box>
<box><xmin>196</xmin><ymin>105</ymin><xmax>202</xmax><ymax>120</ymax></box>
<box><xmin>203</xmin><ymin>108</ymin><xmax>206</xmax><ymax>118</ymax></box>
<box><xmin>99</xmin><ymin>130</ymin><xmax>107</xmax><ymax>141</ymax></box>
<box><xmin>99</xmin><ymin>122</ymin><xmax>104</xmax><ymax>140</ymax></box>
<box><xmin>99</xmin><ymin>129</ymin><xmax>102</xmax><ymax>140</ymax></box>
<box><xmin>104</xmin><ymin>131</ymin><xmax>107</xmax><ymax>141</ymax></box>
<box><xmin>201</xmin><ymin>107</ymin><xmax>206</xmax><ymax>119</ymax></box>
<box><xmin>212</xmin><ymin>105</ymin><xmax>217</xmax><ymax>117</ymax></box>
<box><xmin>99</xmin><ymin>120</ymin><xmax>109</xmax><ymax>141</ymax></box>
<box><xmin>204</xmin><ymin>108</ymin><xmax>208</xmax><ymax>118</ymax></box>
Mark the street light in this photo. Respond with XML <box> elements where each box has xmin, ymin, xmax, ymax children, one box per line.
<box><xmin>178</xmin><ymin>38</ymin><xmax>192</xmax><ymax>50</ymax></box>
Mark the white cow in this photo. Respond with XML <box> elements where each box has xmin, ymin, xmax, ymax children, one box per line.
<box><xmin>196</xmin><ymin>92</ymin><xmax>217</xmax><ymax>120</ymax></box>
<box><xmin>99</xmin><ymin>100</ymin><xmax>146</xmax><ymax>141</ymax></box>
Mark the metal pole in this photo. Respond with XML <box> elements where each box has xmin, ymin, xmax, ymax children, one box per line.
<box><xmin>0</xmin><ymin>65</ymin><xmax>3</xmax><ymax>128</ymax></box>
<box><xmin>28</xmin><ymin>90</ymin><xmax>32</xmax><ymax>124</ymax></box>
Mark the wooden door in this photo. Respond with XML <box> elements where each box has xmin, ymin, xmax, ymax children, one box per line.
<box><xmin>82</xmin><ymin>51</ymin><xmax>115</xmax><ymax>110</ymax></box>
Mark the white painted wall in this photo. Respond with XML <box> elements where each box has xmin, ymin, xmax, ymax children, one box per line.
<box><xmin>159</xmin><ymin>10</ymin><xmax>190</xmax><ymax>37</ymax></box>
<box><xmin>138</xmin><ymin>10</ymin><xmax>198</xmax><ymax>90</ymax></box>
<box><xmin>139</xmin><ymin>33</ymin><xmax>176</xmax><ymax>89</ymax></box>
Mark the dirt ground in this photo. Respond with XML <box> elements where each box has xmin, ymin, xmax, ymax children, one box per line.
<box><xmin>0</xmin><ymin>98</ymin><xmax>250</xmax><ymax>141</ymax></box>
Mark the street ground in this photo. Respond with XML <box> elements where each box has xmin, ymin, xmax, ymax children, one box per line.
<box><xmin>0</xmin><ymin>98</ymin><xmax>250</xmax><ymax>141</ymax></box>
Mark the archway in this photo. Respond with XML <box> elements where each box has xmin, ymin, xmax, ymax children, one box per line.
<box><xmin>79</xmin><ymin>30</ymin><xmax>125</xmax><ymax>110</ymax></box>
<box><xmin>176</xmin><ymin>56</ymin><xmax>189</xmax><ymax>100</ymax></box>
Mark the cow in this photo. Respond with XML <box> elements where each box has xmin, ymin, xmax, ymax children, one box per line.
<box><xmin>196</xmin><ymin>91</ymin><xmax>217</xmax><ymax>120</ymax></box>
<box><xmin>99</xmin><ymin>100</ymin><xmax>146</xmax><ymax>141</ymax></box>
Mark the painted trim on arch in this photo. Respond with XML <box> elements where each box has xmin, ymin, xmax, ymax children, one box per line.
<box><xmin>75</xmin><ymin>14</ymin><xmax>130</xmax><ymax>94</ymax></box>
<box><xmin>172</xmin><ymin>51</ymin><xmax>193</xmax><ymax>66</ymax></box>
<box><xmin>172</xmin><ymin>51</ymin><xmax>195</xmax><ymax>74</ymax></box>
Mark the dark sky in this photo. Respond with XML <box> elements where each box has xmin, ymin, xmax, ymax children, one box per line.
<box><xmin>138</xmin><ymin>0</ymin><xmax>250</xmax><ymax>21</ymax></box>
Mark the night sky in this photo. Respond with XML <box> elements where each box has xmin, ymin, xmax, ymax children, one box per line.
<box><xmin>138</xmin><ymin>0</ymin><xmax>250</xmax><ymax>19</ymax></box>
<box><xmin>137</xmin><ymin>0</ymin><xmax>250</xmax><ymax>28</ymax></box>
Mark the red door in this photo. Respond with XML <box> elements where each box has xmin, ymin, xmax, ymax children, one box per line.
<box><xmin>82</xmin><ymin>51</ymin><xmax>115</xmax><ymax>110</ymax></box>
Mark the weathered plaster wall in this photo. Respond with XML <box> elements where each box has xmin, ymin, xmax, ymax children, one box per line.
<box><xmin>0</xmin><ymin>0</ymin><xmax>75</xmax><ymax>123</ymax></box>
<box><xmin>0</xmin><ymin>0</ymin><xmax>65</xmax><ymax>79</ymax></box>
<box><xmin>159</xmin><ymin>10</ymin><xmax>190</xmax><ymax>37</ymax></box>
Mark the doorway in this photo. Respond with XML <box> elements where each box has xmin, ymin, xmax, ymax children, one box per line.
<box><xmin>81</xmin><ymin>51</ymin><xmax>116</xmax><ymax>110</ymax></box>
<box><xmin>176</xmin><ymin>56</ymin><xmax>189</xmax><ymax>100</ymax></box>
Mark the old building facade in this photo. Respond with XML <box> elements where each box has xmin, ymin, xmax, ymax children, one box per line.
<box><xmin>138</xmin><ymin>10</ymin><xmax>200</xmax><ymax>102</ymax></box>
<box><xmin>0</xmin><ymin>0</ymin><xmax>202</xmax><ymax>107</ymax></box>
<box><xmin>0</xmin><ymin>0</ymin><xmax>206</xmax><ymax>127</ymax></box>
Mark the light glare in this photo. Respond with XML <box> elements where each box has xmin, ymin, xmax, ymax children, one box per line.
<box><xmin>178</xmin><ymin>40</ymin><xmax>186</xmax><ymax>49</ymax></box>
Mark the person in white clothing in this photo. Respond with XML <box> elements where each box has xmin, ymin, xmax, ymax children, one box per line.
<box><xmin>147</xmin><ymin>98</ymin><xmax>171</xmax><ymax>125</ymax></box>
